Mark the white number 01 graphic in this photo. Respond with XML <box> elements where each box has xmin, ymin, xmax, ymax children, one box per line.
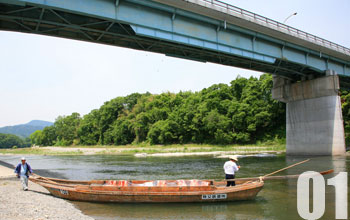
<box><xmin>297</xmin><ymin>171</ymin><xmax>348</xmax><ymax>219</ymax></box>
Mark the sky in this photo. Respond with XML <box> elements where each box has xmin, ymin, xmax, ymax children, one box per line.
<box><xmin>0</xmin><ymin>0</ymin><xmax>349</xmax><ymax>127</ymax></box>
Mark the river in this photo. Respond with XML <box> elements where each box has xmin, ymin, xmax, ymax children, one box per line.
<box><xmin>0</xmin><ymin>154</ymin><xmax>348</xmax><ymax>220</ymax></box>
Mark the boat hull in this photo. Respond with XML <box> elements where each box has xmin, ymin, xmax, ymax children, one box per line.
<box><xmin>30</xmin><ymin>178</ymin><xmax>263</xmax><ymax>203</ymax></box>
<box><xmin>47</xmin><ymin>185</ymin><xmax>262</xmax><ymax>203</ymax></box>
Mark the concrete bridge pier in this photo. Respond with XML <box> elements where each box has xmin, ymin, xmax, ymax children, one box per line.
<box><xmin>272</xmin><ymin>73</ymin><xmax>346</xmax><ymax>156</ymax></box>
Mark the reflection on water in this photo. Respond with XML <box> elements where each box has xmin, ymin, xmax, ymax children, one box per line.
<box><xmin>0</xmin><ymin>154</ymin><xmax>349</xmax><ymax>220</ymax></box>
<box><xmin>72</xmin><ymin>200</ymin><xmax>265</xmax><ymax>220</ymax></box>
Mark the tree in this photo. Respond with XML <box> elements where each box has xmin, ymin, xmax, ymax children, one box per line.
<box><xmin>32</xmin><ymin>73</ymin><xmax>289</xmax><ymax>146</ymax></box>
<box><xmin>104</xmin><ymin>118</ymin><xmax>135</xmax><ymax>145</ymax></box>
<box><xmin>147</xmin><ymin>120</ymin><xmax>179</xmax><ymax>144</ymax></box>
<box><xmin>41</xmin><ymin>125</ymin><xmax>58</xmax><ymax>146</ymax></box>
<box><xmin>341</xmin><ymin>90</ymin><xmax>350</xmax><ymax>146</ymax></box>
<box><xmin>0</xmin><ymin>133</ymin><xmax>26</xmax><ymax>148</ymax></box>
<box><xmin>78</xmin><ymin>110</ymin><xmax>100</xmax><ymax>145</ymax></box>
<box><xmin>30</xmin><ymin>130</ymin><xmax>44</xmax><ymax>146</ymax></box>
<box><xmin>54</xmin><ymin>112</ymin><xmax>81</xmax><ymax>146</ymax></box>
<box><xmin>203</xmin><ymin>109</ymin><xmax>232</xmax><ymax>144</ymax></box>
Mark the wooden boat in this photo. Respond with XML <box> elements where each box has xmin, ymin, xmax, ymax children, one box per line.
<box><xmin>29</xmin><ymin>168</ymin><xmax>333</xmax><ymax>203</ymax></box>
<box><xmin>29</xmin><ymin>174</ymin><xmax>264</xmax><ymax>203</ymax></box>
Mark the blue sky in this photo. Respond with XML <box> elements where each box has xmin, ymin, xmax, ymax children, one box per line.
<box><xmin>0</xmin><ymin>0</ymin><xmax>349</xmax><ymax>127</ymax></box>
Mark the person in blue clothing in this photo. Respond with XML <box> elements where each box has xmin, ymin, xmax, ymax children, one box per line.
<box><xmin>14</xmin><ymin>157</ymin><xmax>33</xmax><ymax>191</ymax></box>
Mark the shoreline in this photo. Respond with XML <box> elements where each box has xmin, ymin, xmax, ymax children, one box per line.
<box><xmin>0</xmin><ymin>178</ymin><xmax>94</xmax><ymax>220</ymax></box>
<box><xmin>0</xmin><ymin>144</ymin><xmax>286</xmax><ymax>157</ymax></box>
<box><xmin>134</xmin><ymin>150</ymin><xmax>284</xmax><ymax>157</ymax></box>
<box><xmin>0</xmin><ymin>162</ymin><xmax>93</xmax><ymax>220</ymax></box>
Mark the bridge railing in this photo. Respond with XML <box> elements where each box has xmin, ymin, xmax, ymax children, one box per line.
<box><xmin>184</xmin><ymin>0</ymin><xmax>350</xmax><ymax>56</ymax></box>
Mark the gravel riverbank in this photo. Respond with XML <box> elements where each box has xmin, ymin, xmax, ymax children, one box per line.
<box><xmin>0</xmin><ymin>178</ymin><xmax>94</xmax><ymax>220</ymax></box>
<box><xmin>0</xmin><ymin>160</ymin><xmax>94</xmax><ymax>220</ymax></box>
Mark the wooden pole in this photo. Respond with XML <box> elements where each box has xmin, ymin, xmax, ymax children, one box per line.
<box><xmin>220</xmin><ymin>169</ymin><xmax>333</xmax><ymax>183</ymax></box>
<box><xmin>223</xmin><ymin>158</ymin><xmax>311</xmax><ymax>182</ymax></box>
<box><xmin>263</xmin><ymin>159</ymin><xmax>310</xmax><ymax>178</ymax></box>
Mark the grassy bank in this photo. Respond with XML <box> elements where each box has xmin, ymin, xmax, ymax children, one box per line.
<box><xmin>0</xmin><ymin>147</ymin><xmax>85</xmax><ymax>155</ymax></box>
<box><xmin>0</xmin><ymin>143</ymin><xmax>286</xmax><ymax>156</ymax></box>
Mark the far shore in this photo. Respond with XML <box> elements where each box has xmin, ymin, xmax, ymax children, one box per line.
<box><xmin>0</xmin><ymin>144</ymin><xmax>285</xmax><ymax>157</ymax></box>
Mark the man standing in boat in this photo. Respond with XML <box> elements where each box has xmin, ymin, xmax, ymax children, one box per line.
<box><xmin>14</xmin><ymin>157</ymin><xmax>32</xmax><ymax>191</ymax></box>
<box><xmin>223</xmin><ymin>155</ymin><xmax>240</xmax><ymax>187</ymax></box>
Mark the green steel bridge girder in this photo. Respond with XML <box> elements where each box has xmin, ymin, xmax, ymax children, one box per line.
<box><xmin>1</xmin><ymin>0</ymin><xmax>350</xmax><ymax>86</ymax></box>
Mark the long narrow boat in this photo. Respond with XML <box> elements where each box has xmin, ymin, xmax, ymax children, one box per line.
<box><xmin>29</xmin><ymin>175</ymin><xmax>264</xmax><ymax>203</ymax></box>
<box><xmin>29</xmin><ymin>169</ymin><xmax>333</xmax><ymax>203</ymax></box>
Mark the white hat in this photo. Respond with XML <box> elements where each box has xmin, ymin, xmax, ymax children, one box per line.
<box><xmin>229</xmin><ymin>155</ymin><xmax>238</xmax><ymax>161</ymax></box>
<box><xmin>21</xmin><ymin>157</ymin><xmax>26</xmax><ymax>161</ymax></box>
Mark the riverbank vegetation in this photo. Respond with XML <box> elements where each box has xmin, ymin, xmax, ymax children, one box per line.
<box><xmin>0</xmin><ymin>144</ymin><xmax>285</xmax><ymax>156</ymax></box>
<box><xmin>29</xmin><ymin>74</ymin><xmax>286</xmax><ymax>147</ymax></box>
<box><xmin>341</xmin><ymin>90</ymin><xmax>350</xmax><ymax>145</ymax></box>
<box><xmin>0</xmin><ymin>133</ymin><xmax>31</xmax><ymax>149</ymax></box>
<box><xmin>3</xmin><ymin>73</ymin><xmax>350</xmax><ymax>151</ymax></box>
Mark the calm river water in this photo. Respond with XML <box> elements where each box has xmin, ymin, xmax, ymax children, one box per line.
<box><xmin>1</xmin><ymin>154</ymin><xmax>349</xmax><ymax>220</ymax></box>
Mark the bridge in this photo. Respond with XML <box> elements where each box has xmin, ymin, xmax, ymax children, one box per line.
<box><xmin>1</xmin><ymin>0</ymin><xmax>349</xmax><ymax>155</ymax></box>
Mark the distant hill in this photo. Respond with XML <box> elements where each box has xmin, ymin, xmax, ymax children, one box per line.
<box><xmin>0</xmin><ymin>120</ymin><xmax>53</xmax><ymax>138</ymax></box>
<box><xmin>25</xmin><ymin>120</ymin><xmax>53</xmax><ymax>127</ymax></box>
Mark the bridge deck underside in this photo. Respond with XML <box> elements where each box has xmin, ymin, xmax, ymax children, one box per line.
<box><xmin>0</xmin><ymin>1</ymin><xmax>349</xmax><ymax>87</ymax></box>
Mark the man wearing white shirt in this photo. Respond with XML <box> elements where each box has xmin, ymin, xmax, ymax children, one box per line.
<box><xmin>223</xmin><ymin>155</ymin><xmax>240</xmax><ymax>187</ymax></box>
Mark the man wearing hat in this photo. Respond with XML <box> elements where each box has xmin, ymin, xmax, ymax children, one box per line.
<box><xmin>14</xmin><ymin>157</ymin><xmax>33</xmax><ymax>191</ymax></box>
<box><xmin>223</xmin><ymin>155</ymin><xmax>240</xmax><ymax>187</ymax></box>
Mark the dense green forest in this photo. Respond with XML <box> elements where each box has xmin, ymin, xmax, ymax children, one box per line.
<box><xmin>30</xmin><ymin>74</ymin><xmax>287</xmax><ymax>146</ymax></box>
<box><xmin>0</xmin><ymin>133</ymin><xmax>31</xmax><ymax>149</ymax></box>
